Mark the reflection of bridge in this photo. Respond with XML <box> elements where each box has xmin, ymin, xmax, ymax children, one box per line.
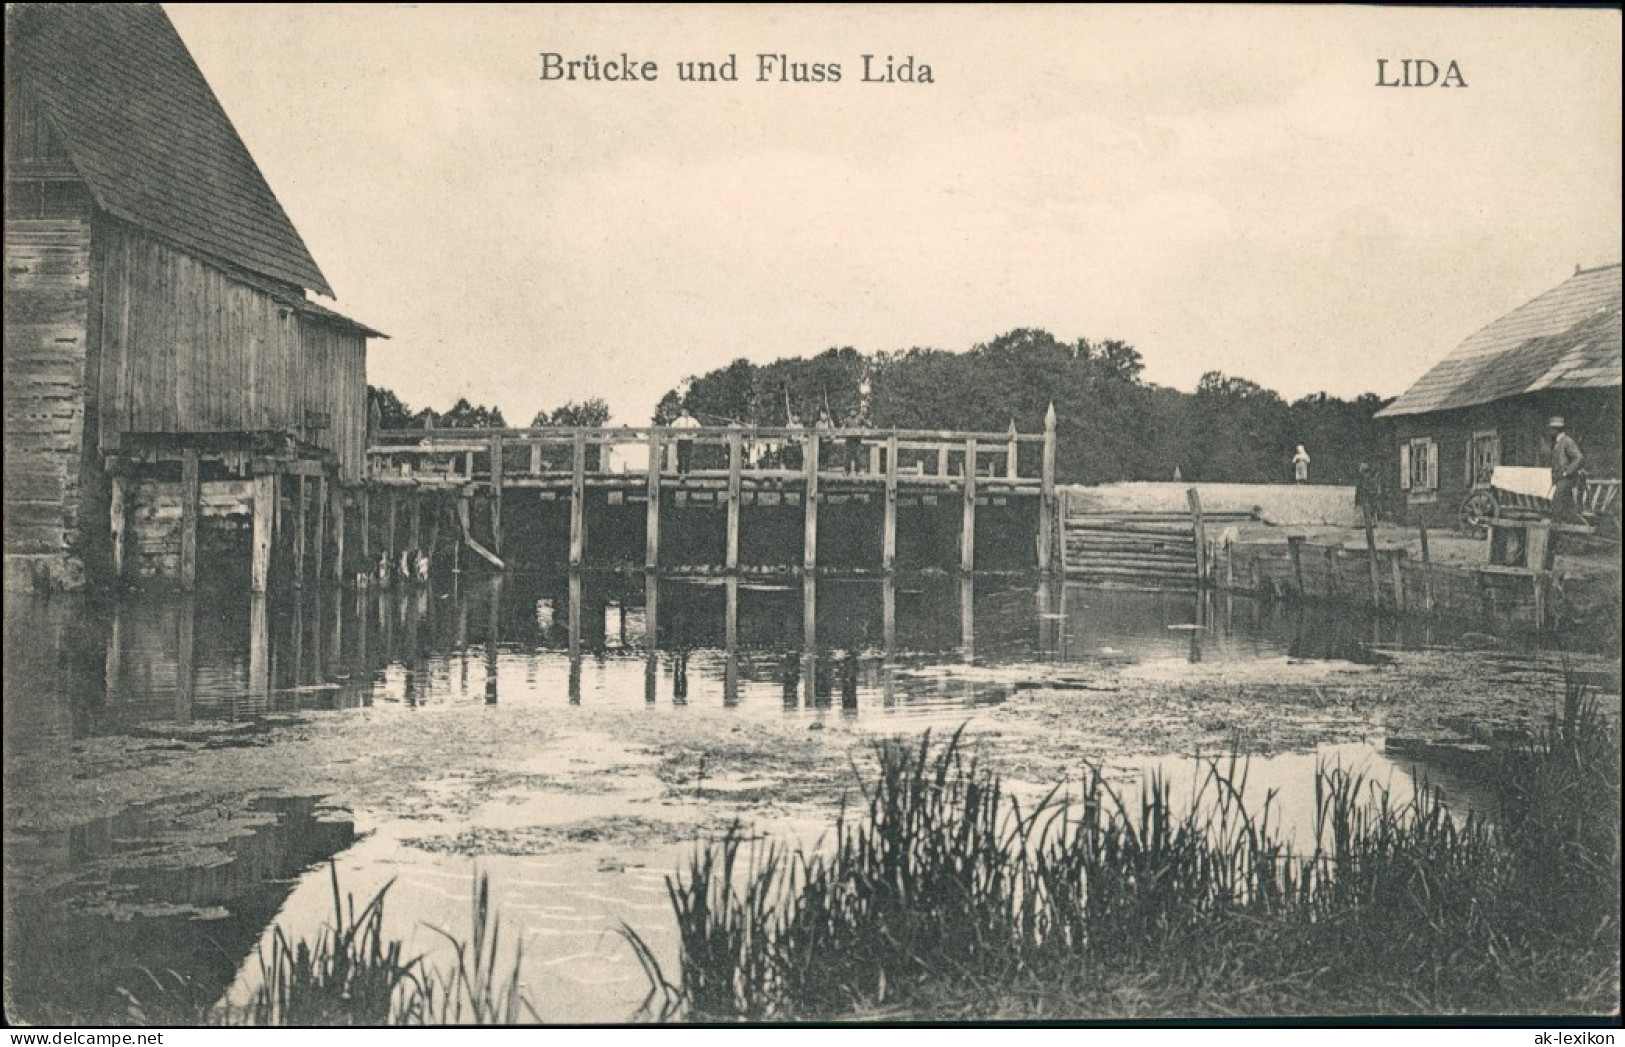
<box><xmin>353</xmin><ymin>410</ymin><xmax>1057</xmax><ymax>580</ymax></box>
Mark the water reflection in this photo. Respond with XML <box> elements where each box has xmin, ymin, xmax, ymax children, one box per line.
<box><xmin>7</xmin><ymin>574</ymin><xmax>1542</xmax><ymax>741</ymax></box>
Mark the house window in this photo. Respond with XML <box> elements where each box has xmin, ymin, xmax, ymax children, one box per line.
<box><xmin>1468</xmin><ymin>430</ymin><xmax>1499</xmax><ymax>488</ymax></box>
<box><xmin>1399</xmin><ymin>437</ymin><xmax>1438</xmax><ymax>501</ymax></box>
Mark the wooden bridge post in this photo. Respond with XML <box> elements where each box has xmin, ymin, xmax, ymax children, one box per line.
<box><xmin>179</xmin><ymin>448</ymin><xmax>199</xmax><ymax>591</ymax></box>
<box><xmin>385</xmin><ymin>489</ymin><xmax>398</xmax><ymax>567</ymax></box>
<box><xmin>801</xmin><ymin>573</ymin><xmax>817</xmax><ymax>706</ymax></box>
<box><xmin>1039</xmin><ymin>403</ymin><xmax>1057</xmax><ymax>573</ymax></box>
<box><xmin>1187</xmin><ymin>487</ymin><xmax>1208</xmax><ymax>588</ymax></box>
<box><xmin>645</xmin><ymin>428</ymin><xmax>662</xmax><ymax>570</ymax></box>
<box><xmin>803</xmin><ymin>431</ymin><xmax>820</xmax><ymax>572</ymax></box>
<box><xmin>331</xmin><ymin>487</ymin><xmax>346</xmax><ymax>583</ymax></box>
<box><xmin>490</xmin><ymin>434</ymin><xmax>505</xmax><ymax>555</ymax></box>
<box><xmin>251</xmin><ymin>474</ymin><xmax>275</xmax><ymax>592</ymax></box>
<box><xmin>358</xmin><ymin>487</ymin><xmax>371</xmax><ymax>567</ymax></box>
<box><xmin>644</xmin><ymin>572</ymin><xmax>660</xmax><ymax>704</ymax></box>
<box><xmin>293</xmin><ymin>475</ymin><xmax>308</xmax><ymax>589</ymax></box>
<box><xmin>726</xmin><ymin>430</ymin><xmax>743</xmax><ymax>571</ymax></box>
<box><xmin>110</xmin><ymin>473</ymin><xmax>128</xmax><ymax>581</ymax></box>
<box><xmin>1006</xmin><ymin>421</ymin><xmax>1019</xmax><ymax>478</ymax></box>
<box><xmin>570</xmin><ymin>431</ymin><xmax>587</xmax><ymax>567</ymax></box>
<box><xmin>408</xmin><ymin>487</ymin><xmax>422</xmax><ymax>552</ymax></box>
<box><xmin>1361</xmin><ymin>506</ymin><xmax>1382</xmax><ymax>608</ymax></box>
<box><xmin>1288</xmin><ymin>534</ymin><xmax>1305</xmax><ymax>596</ymax></box>
<box><xmin>175</xmin><ymin>595</ymin><xmax>195</xmax><ymax>722</ymax></box>
<box><xmin>960</xmin><ymin>438</ymin><xmax>978</xmax><ymax>573</ymax></box>
<box><xmin>313</xmin><ymin>475</ymin><xmax>328</xmax><ymax>588</ymax></box>
<box><xmin>883</xmin><ymin>432</ymin><xmax>899</xmax><ymax>572</ymax></box>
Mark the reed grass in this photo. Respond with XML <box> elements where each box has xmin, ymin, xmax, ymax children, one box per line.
<box><xmin>655</xmin><ymin>693</ymin><xmax>1620</xmax><ymax>1020</ymax></box>
<box><xmin>240</xmin><ymin>864</ymin><xmax>539</xmax><ymax>1025</ymax></box>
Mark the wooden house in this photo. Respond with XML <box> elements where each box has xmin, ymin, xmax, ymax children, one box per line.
<box><xmin>5</xmin><ymin>4</ymin><xmax>381</xmax><ymax>590</ymax></box>
<box><xmin>1375</xmin><ymin>264</ymin><xmax>1621</xmax><ymax>528</ymax></box>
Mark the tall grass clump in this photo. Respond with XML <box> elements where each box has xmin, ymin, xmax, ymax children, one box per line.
<box><xmin>657</xmin><ymin>692</ymin><xmax>1620</xmax><ymax>1020</ymax></box>
<box><xmin>243</xmin><ymin>866</ymin><xmax>539</xmax><ymax>1025</ymax></box>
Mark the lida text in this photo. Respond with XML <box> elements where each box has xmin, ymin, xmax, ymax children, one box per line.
<box><xmin>1376</xmin><ymin>59</ymin><xmax>1467</xmax><ymax>87</ymax></box>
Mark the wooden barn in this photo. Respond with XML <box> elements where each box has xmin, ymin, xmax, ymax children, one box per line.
<box><xmin>1376</xmin><ymin>263</ymin><xmax>1621</xmax><ymax>529</ymax></box>
<box><xmin>5</xmin><ymin>3</ymin><xmax>382</xmax><ymax>591</ymax></box>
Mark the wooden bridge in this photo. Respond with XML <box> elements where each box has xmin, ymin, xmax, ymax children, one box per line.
<box><xmin>345</xmin><ymin>407</ymin><xmax>1058</xmax><ymax>581</ymax></box>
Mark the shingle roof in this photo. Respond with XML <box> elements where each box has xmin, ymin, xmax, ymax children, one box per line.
<box><xmin>1377</xmin><ymin>264</ymin><xmax>1622</xmax><ymax>418</ymax></box>
<box><xmin>9</xmin><ymin>4</ymin><xmax>333</xmax><ymax>296</ymax></box>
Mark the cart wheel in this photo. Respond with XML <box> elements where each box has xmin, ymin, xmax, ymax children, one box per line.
<box><xmin>1459</xmin><ymin>491</ymin><xmax>1497</xmax><ymax>536</ymax></box>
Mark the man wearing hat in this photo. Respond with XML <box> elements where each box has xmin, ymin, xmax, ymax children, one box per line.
<box><xmin>1548</xmin><ymin>416</ymin><xmax>1585</xmax><ymax>523</ymax></box>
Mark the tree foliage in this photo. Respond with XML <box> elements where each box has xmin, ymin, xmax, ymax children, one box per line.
<box><xmin>652</xmin><ymin>330</ymin><xmax>1389</xmax><ymax>484</ymax></box>
<box><xmin>531</xmin><ymin>398</ymin><xmax>611</xmax><ymax>428</ymax></box>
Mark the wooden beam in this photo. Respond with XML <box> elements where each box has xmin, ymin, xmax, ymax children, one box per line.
<box><xmin>726</xmin><ymin>430</ymin><xmax>742</xmax><ymax>571</ymax></box>
<box><xmin>312</xmin><ymin>475</ymin><xmax>328</xmax><ymax>589</ymax></box>
<box><xmin>570</xmin><ymin>430</ymin><xmax>586</xmax><ymax>567</ymax></box>
<box><xmin>883</xmin><ymin>432</ymin><xmax>898</xmax><ymax>572</ymax></box>
<box><xmin>1418</xmin><ymin>521</ymin><xmax>1434</xmax><ymax>613</ymax></box>
<box><xmin>385</xmin><ymin>488</ymin><xmax>398</xmax><ymax>566</ymax></box>
<box><xmin>359</xmin><ymin>487</ymin><xmax>371</xmax><ymax>565</ymax></box>
<box><xmin>529</xmin><ymin>440</ymin><xmax>543</xmax><ymax>476</ymax></box>
<box><xmin>1187</xmin><ymin>487</ymin><xmax>1208</xmax><ymax>588</ymax></box>
<box><xmin>803</xmin><ymin>431</ymin><xmax>820</xmax><ymax>572</ymax></box>
<box><xmin>645</xmin><ymin>429</ymin><xmax>662</xmax><ymax>570</ymax></box>
<box><xmin>109</xmin><ymin>474</ymin><xmax>128</xmax><ymax>581</ymax></box>
<box><xmin>251</xmin><ymin>474</ymin><xmax>275</xmax><ymax>593</ymax></box>
<box><xmin>490</xmin><ymin>434</ymin><xmax>505</xmax><ymax>554</ymax></box>
<box><xmin>332</xmin><ymin>487</ymin><xmax>346</xmax><ymax>583</ymax></box>
<box><xmin>179</xmin><ymin>449</ymin><xmax>199</xmax><ymax>591</ymax></box>
<box><xmin>1361</xmin><ymin>506</ymin><xmax>1381</xmax><ymax>608</ymax></box>
<box><xmin>1006</xmin><ymin>421</ymin><xmax>1019</xmax><ymax>478</ymax></box>
<box><xmin>175</xmin><ymin>596</ymin><xmax>195</xmax><ymax>722</ymax></box>
<box><xmin>293</xmin><ymin>475</ymin><xmax>308</xmax><ymax>589</ymax></box>
<box><xmin>408</xmin><ymin>488</ymin><xmax>422</xmax><ymax>552</ymax></box>
<box><xmin>1039</xmin><ymin>403</ymin><xmax>1057</xmax><ymax>573</ymax></box>
<box><xmin>960</xmin><ymin>437</ymin><xmax>977</xmax><ymax>573</ymax></box>
<box><xmin>1288</xmin><ymin>534</ymin><xmax>1305</xmax><ymax>596</ymax></box>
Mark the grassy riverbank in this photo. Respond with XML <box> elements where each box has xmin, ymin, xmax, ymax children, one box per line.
<box><xmin>652</xmin><ymin>683</ymin><xmax>1621</xmax><ymax>1020</ymax></box>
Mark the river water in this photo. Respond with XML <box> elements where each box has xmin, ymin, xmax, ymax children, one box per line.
<box><xmin>2</xmin><ymin>573</ymin><xmax>1603</xmax><ymax>1023</ymax></box>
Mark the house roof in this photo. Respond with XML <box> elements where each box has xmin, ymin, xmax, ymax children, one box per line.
<box><xmin>296</xmin><ymin>297</ymin><xmax>388</xmax><ymax>340</ymax></box>
<box><xmin>1377</xmin><ymin>264</ymin><xmax>1622</xmax><ymax>418</ymax></box>
<box><xmin>9</xmin><ymin>4</ymin><xmax>334</xmax><ymax>296</ymax></box>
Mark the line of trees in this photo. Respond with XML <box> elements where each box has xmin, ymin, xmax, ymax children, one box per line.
<box><xmin>654</xmin><ymin>329</ymin><xmax>1390</xmax><ymax>485</ymax></box>
<box><xmin>370</xmin><ymin>328</ymin><xmax>1389</xmax><ymax>485</ymax></box>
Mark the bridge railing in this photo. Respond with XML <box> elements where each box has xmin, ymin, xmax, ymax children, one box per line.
<box><xmin>367</xmin><ymin>424</ymin><xmax>1055</xmax><ymax>488</ymax></box>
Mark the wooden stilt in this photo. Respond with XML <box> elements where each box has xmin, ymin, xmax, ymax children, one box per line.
<box><xmin>408</xmin><ymin>488</ymin><xmax>422</xmax><ymax>551</ymax></box>
<box><xmin>1187</xmin><ymin>487</ymin><xmax>1208</xmax><ymax>587</ymax></box>
<box><xmin>567</xmin><ymin>571</ymin><xmax>582</xmax><ymax>703</ymax></box>
<box><xmin>485</xmin><ymin>574</ymin><xmax>501</xmax><ymax>704</ymax></box>
<box><xmin>801</xmin><ymin>573</ymin><xmax>817</xmax><ymax>706</ymax></box>
<box><xmin>385</xmin><ymin>489</ymin><xmax>398</xmax><ymax>567</ymax></box>
<box><xmin>313</xmin><ymin>475</ymin><xmax>328</xmax><ymax>588</ymax></box>
<box><xmin>332</xmin><ymin>488</ymin><xmax>346</xmax><ymax>583</ymax></box>
<box><xmin>175</xmin><ymin>596</ymin><xmax>195</xmax><ymax>722</ymax></box>
<box><xmin>359</xmin><ymin>487</ymin><xmax>371</xmax><ymax>565</ymax></box>
<box><xmin>1006</xmin><ymin>421</ymin><xmax>1019</xmax><ymax>478</ymax></box>
<box><xmin>110</xmin><ymin>474</ymin><xmax>128</xmax><ymax>581</ymax></box>
<box><xmin>644</xmin><ymin>572</ymin><xmax>660</xmax><ymax>705</ymax></box>
<box><xmin>726</xmin><ymin>430</ymin><xmax>742</xmax><ymax>571</ymax></box>
<box><xmin>1288</xmin><ymin>534</ymin><xmax>1305</xmax><ymax>596</ymax></box>
<box><xmin>293</xmin><ymin>475</ymin><xmax>308</xmax><ymax>589</ymax></box>
<box><xmin>179</xmin><ymin>448</ymin><xmax>199</xmax><ymax>591</ymax></box>
<box><xmin>570</xmin><ymin>431</ymin><xmax>586</xmax><ymax>567</ymax></box>
<box><xmin>1418</xmin><ymin>522</ymin><xmax>1434</xmax><ymax>613</ymax></box>
<box><xmin>803</xmin><ymin>431</ymin><xmax>820</xmax><ymax>572</ymax></box>
<box><xmin>248</xmin><ymin>595</ymin><xmax>270</xmax><ymax>703</ymax></box>
<box><xmin>959</xmin><ymin>574</ymin><xmax>975</xmax><ymax>660</ymax></box>
<box><xmin>1362</xmin><ymin>506</ymin><xmax>1382</xmax><ymax>608</ymax></box>
<box><xmin>1039</xmin><ymin>403</ymin><xmax>1057</xmax><ymax>573</ymax></box>
<box><xmin>883</xmin><ymin>432</ymin><xmax>898</xmax><ymax>572</ymax></box>
<box><xmin>490</xmin><ymin>434</ymin><xmax>505</xmax><ymax>554</ymax></box>
<box><xmin>646</xmin><ymin>429</ymin><xmax>662</xmax><ymax>570</ymax></box>
<box><xmin>724</xmin><ymin>576</ymin><xmax>739</xmax><ymax>707</ymax></box>
<box><xmin>251</xmin><ymin>474</ymin><xmax>275</xmax><ymax>593</ymax></box>
<box><xmin>960</xmin><ymin>438</ymin><xmax>977</xmax><ymax>573</ymax></box>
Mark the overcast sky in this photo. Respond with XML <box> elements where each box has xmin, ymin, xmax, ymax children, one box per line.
<box><xmin>165</xmin><ymin>4</ymin><xmax>1622</xmax><ymax>426</ymax></box>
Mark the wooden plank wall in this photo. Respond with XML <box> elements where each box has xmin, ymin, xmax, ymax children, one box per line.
<box><xmin>299</xmin><ymin>318</ymin><xmax>367</xmax><ymax>483</ymax></box>
<box><xmin>125</xmin><ymin>478</ymin><xmax>254</xmax><ymax>579</ymax></box>
<box><xmin>3</xmin><ymin>218</ymin><xmax>93</xmax><ymax>556</ymax></box>
<box><xmin>94</xmin><ymin>218</ymin><xmax>299</xmax><ymax>443</ymax></box>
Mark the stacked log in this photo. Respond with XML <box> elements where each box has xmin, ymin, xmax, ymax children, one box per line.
<box><xmin>1063</xmin><ymin>508</ymin><xmax>1253</xmax><ymax>589</ymax></box>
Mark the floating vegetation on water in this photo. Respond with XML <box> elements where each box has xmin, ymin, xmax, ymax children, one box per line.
<box><xmin>649</xmin><ymin>686</ymin><xmax>1620</xmax><ymax>1020</ymax></box>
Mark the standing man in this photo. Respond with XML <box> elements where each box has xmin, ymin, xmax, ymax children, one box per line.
<box><xmin>1292</xmin><ymin>444</ymin><xmax>1311</xmax><ymax>484</ymax></box>
<box><xmin>672</xmin><ymin>406</ymin><xmax>700</xmax><ymax>474</ymax></box>
<box><xmin>1548</xmin><ymin>416</ymin><xmax>1585</xmax><ymax>523</ymax></box>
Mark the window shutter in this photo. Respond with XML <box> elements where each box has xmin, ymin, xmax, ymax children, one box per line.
<box><xmin>1400</xmin><ymin>442</ymin><xmax>1411</xmax><ymax>490</ymax></box>
<box><xmin>1427</xmin><ymin>441</ymin><xmax>1439</xmax><ymax>490</ymax></box>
